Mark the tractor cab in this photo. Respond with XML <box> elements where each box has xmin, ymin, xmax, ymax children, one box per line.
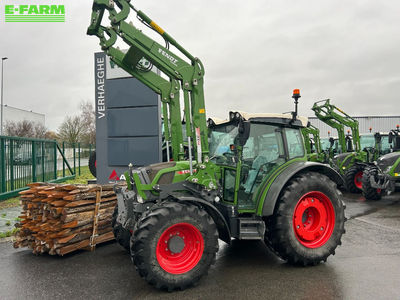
<box><xmin>388</xmin><ymin>126</ymin><xmax>400</xmax><ymax>151</ymax></box>
<box><xmin>360</xmin><ymin>134</ymin><xmax>375</xmax><ymax>150</ymax></box>
<box><xmin>209</xmin><ymin>111</ymin><xmax>307</xmax><ymax>211</ymax></box>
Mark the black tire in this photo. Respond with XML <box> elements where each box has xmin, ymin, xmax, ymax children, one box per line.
<box><xmin>361</xmin><ymin>166</ymin><xmax>382</xmax><ymax>201</ymax></box>
<box><xmin>112</xmin><ymin>205</ymin><xmax>131</xmax><ymax>251</ymax></box>
<box><xmin>88</xmin><ymin>151</ymin><xmax>96</xmax><ymax>178</ymax></box>
<box><xmin>131</xmin><ymin>201</ymin><xmax>218</xmax><ymax>291</ymax></box>
<box><xmin>265</xmin><ymin>172</ymin><xmax>345</xmax><ymax>266</ymax></box>
<box><xmin>344</xmin><ymin>164</ymin><xmax>364</xmax><ymax>193</ymax></box>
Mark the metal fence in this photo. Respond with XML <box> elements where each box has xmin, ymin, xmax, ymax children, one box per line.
<box><xmin>58</xmin><ymin>142</ymin><xmax>94</xmax><ymax>177</ymax></box>
<box><xmin>0</xmin><ymin>135</ymin><xmax>94</xmax><ymax>200</ymax></box>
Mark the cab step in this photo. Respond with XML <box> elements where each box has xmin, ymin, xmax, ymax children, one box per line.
<box><xmin>238</xmin><ymin>219</ymin><xmax>265</xmax><ymax>240</ymax></box>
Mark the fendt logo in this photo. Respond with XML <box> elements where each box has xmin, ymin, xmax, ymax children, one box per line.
<box><xmin>4</xmin><ymin>4</ymin><xmax>65</xmax><ymax>22</ymax></box>
<box><xmin>158</xmin><ymin>48</ymin><xmax>178</xmax><ymax>66</ymax></box>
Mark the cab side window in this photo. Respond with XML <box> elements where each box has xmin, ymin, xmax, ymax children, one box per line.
<box><xmin>285</xmin><ymin>128</ymin><xmax>305</xmax><ymax>159</ymax></box>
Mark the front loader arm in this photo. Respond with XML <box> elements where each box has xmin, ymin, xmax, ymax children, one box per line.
<box><xmin>312</xmin><ymin>99</ymin><xmax>360</xmax><ymax>153</ymax></box>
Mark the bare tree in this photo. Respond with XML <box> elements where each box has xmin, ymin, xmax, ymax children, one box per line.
<box><xmin>45</xmin><ymin>131</ymin><xmax>58</xmax><ymax>140</ymax></box>
<box><xmin>4</xmin><ymin>120</ymin><xmax>48</xmax><ymax>138</ymax></box>
<box><xmin>33</xmin><ymin>122</ymin><xmax>47</xmax><ymax>138</ymax></box>
<box><xmin>79</xmin><ymin>100</ymin><xmax>96</xmax><ymax>145</ymax></box>
<box><xmin>57</xmin><ymin>116</ymin><xmax>84</xmax><ymax>144</ymax></box>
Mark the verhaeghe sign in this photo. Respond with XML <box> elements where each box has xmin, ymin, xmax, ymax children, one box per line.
<box><xmin>95</xmin><ymin>55</ymin><xmax>106</xmax><ymax>119</ymax></box>
<box><xmin>93</xmin><ymin>52</ymin><xmax>162</xmax><ymax>184</ymax></box>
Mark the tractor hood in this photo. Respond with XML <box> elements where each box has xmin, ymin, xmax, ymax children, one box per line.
<box><xmin>333</xmin><ymin>152</ymin><xmax>352</xmax><ymax>165</ymax></box>
<box><xmin>376</xmin><ymin>152</ymin><xmax>400</xmax><ymax>172</ymax></box>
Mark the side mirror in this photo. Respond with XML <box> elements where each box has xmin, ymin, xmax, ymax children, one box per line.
<box><xmin>346</xmin><ymin>139</ymin><xmax>353</xmax><ymax>152</ymax></box>
<box><xmin>329</xmin><ymin>137</ymin><xmax>335</xmax><ymax>147</ymax></box>
<box><xmin>389</xmin><ymin>132</ymin><xmax>394</xmax><ymax>144</ymax></box>
<box><xmin>238</xmin><ymin>121</ymin><xmax>251</xmax><ymax>146</ymax></box>
<box><xmin>374</xmin><ymin>132</ymin><xmax>381</xmax><ymax>143</ymax></box>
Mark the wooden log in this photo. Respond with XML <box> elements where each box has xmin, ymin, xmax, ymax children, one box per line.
<box><xmin>63</xmin><ymin>191</ymin><xmax>115</xmax><ymax>201</ymax></box>
<box><xmin>19</xmin><ymin>189</ymin><xmax>35</xmax><ymax>195</ymax></box>
<box><xmin>64</xmin><ymin>196</ymin><xmax>117</xmax><ymax>207</ymax></box>
<box><xmin>61</xmin><ymin>206</ymin><xmax>114</xmax><ymax>223</ymax></box>
<box><xmin>56</xmin><ymin>231</ymin><xmax>114</xmax><ymax>256</ymax></box>
<box><xmin>50</xmin><ymin>191</ymin><xmax>71</xmax><ymax>199</ymax></box>
<box><xmin>55</xmin><ymin>226</ymin><xmax>112</xmax><ymax>246</ymax></box>
<box><xmin>49</xmin><ymin>200</ymin><xmax>69</xmax><ymax>207</ymax></box>
<box><xmin>61</xmin><ymin>200</ymin><xmax>116</xmax><ymax>215</ymax></box>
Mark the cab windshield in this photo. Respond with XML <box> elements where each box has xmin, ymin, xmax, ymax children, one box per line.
<box><xmin>360</xmin><ymin>135</ymin><xmax>375</xmax><ymax>149</ymax></box>
<box><xmin>209</xmin><ymin>124</ymin><xmax>238</xmax><ymax>160</ymax></box>
<box><xmin>380</xmin><ymin>135</ymin><xmax>391</xmax><ymax>154</ymax></box>
<box><xmin>320</xmin><ymin>138</ymin><xmax>331</xmax><ymax>151</ymax></box>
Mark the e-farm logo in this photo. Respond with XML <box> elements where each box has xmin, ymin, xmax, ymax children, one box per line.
<box><xmin>4</xmin><ymin>4</ymin><xmax>65</xmax><ymax>22</ymax></box>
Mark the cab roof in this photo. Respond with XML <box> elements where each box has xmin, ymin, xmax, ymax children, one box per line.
<box><xmin>237</xmin><ymin>112</ymin><xmax>308</xmax><ymax>127</ymax></box>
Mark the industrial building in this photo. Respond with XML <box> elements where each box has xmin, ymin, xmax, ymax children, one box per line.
<box><xmin>1</xmin><ymin>104</ymin><xmax>45</xmax><ymax>126</ymax></box>
<box><xmin>309</xmin><ymin>115</ymin><xmax>400</xmax><ymax>137</ymax></box>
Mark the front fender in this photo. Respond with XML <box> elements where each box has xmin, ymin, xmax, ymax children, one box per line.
<box><xmin>257</xmin><ymin>161</ymin><xmax>343</xmax><ymax>217</ymax></box>
<box><xmin>171</xmin><ymin>195</ymin><xmax>231</xmax><ymax>244</ymax></box>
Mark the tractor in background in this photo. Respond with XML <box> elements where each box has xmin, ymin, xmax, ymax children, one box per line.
<box><xmin>362</xmin><ymin>126</ymin><xmax>400</xmax><ymax>200</ymax></box>
<box><xmin>312</xmin><ymin>99</ymin><xmax>377</xmax><ymax>193</ymax></box>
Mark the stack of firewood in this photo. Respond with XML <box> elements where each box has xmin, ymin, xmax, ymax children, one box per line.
<box><xmin>13</xmin><ymin>183</ymin><xmax>117</xmax><ymax>255</ymax></box>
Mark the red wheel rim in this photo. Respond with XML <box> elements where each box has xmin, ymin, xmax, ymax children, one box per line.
<box><xmin>293</xmin><ymin>191</ymin><xmax>335</xmax><ymax>248</ymax></box>
<box><xmin>376</xmin><ymin>188</ymin><xmax>382</xmax><ymax>194</ymax></box>
<box><xmin>156</xmin><ymin>223</ymin><xmax>204</xmax><ymax>274</ymax></box>
<box><xmin>354</xmin><ymin>171</ymin><xmax>363</xmax><ymax>189</ymax></box>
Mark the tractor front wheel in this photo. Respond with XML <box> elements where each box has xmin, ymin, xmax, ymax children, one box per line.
<box><xmin>131</xmin><ymin>201</ymin><xmax>218</xmax><ymax>291</ymax></box>
<box><xmin>345</xmin><ymin>164</ymin><xmax>364</xmax><ymax>193</ymax></box>
<box><xmin>111</xmin><ymin>206</ymin><xmax>131</xmax><ymax>251</ymax></box>
<box><xmin>361</xmin><ymin>166</ymin><xmax>382</xmax><ymax>200</ymax></box>
<box><xmin>266</xmin><ymin>172</ymin><xmax>345</xmax><ymax>265</ymax></box>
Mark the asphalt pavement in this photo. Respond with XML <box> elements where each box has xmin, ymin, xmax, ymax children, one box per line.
<box><xmin>0</xmin><ymin>192</ymin><xmax>399</xmax><ymax>300</ymax></box>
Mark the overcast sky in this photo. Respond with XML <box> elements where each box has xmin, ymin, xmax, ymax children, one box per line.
<box><xmin>1</xmin><ymin>0</ymin><xmax>399</xmax><ymax>131</ymax></box>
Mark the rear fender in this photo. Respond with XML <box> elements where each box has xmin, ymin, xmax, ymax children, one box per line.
<box><xmin>257</xmin><ymin>161</ymin><xmax>343</xmax><ymax>217</ymax></box>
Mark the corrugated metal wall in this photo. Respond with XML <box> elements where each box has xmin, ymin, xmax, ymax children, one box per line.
<box><xmin>309</xmin><ymin>116</ymin><xmax>400</xmax><ymax>137</ymax></box>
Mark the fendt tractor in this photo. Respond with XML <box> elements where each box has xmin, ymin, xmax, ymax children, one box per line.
<box><xmin>302</xmin><ymin>122</ymin><xmax>327</xmax><ymax>163</ymax></box>
<box><xmin>312</xmin><ymin>99</ymin><xmax>379</xmax><ymax>193</ymax></box>
<box><xmin>88</xmin><ymin>0</ymin><xmax>345</xmax><ymax>291</ymax></box>
<box><xmin>362</xmin><ymin>126</ymin><xmax>400</xmax><ymax>200</ymax></box>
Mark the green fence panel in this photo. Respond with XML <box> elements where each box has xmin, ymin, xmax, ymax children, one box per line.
<box><xmin>0</xmin><ymin>136</ymin><xmax>96</xmax><ymax>201</ymax></box>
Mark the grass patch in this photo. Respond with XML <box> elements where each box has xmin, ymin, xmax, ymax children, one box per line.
<box><xmin>1</xmin><ymin>213</ymin><xmax>6</xmax><ymax>217</ymax></box>
<box><xmin>0</xmin><ymin>197</ymin><xmax>20</xmax><ymax>209</ymax></box>
<box><xmin>0</xmin><ymin>227</ymin><xmax>20</xmax><ymax>239</ymax></box>
<box><xmin>64</xmin><ymin>166</ymin><xmax>95</xmax><ymax>185</ymax></box>
<box><xmin>5</xmin><ymin>220</ymin><xmax>11</xmax><ymax>226</ymax></box>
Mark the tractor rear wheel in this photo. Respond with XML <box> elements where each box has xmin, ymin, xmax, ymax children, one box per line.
<box><xmin>265</xmin><ymin>172</ymin><xmax>345</xmax><ymax>266</ymax></box>
<box><xmin>361</xmin><ymin>166</ymin><xmax>382</xmax><ymax>200</ymax></box>
<box><xmin>111</xmin><ymin>206</ymin><xmax>131</xmax><ymax>251</ymax></box>
<box><xmin>345</xmin><ymin>164</ymin><xmax>364</xmax><ymax>193</ymax></box>
<box><xmin>131</xmin><ymin>201</ymin><xmax>218</xmax><ymax>291</ymax></box>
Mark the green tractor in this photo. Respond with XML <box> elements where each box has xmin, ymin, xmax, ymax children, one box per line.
<box><xmin>360</xmin><ymin>132</ymin><xmax>392</xmax><ymax>157</ymax></box>
<box><xmin>312</xmin><ymin>99</ymin><xmax>378</xmax><ymax>193</ymax></box>
<box><xmin>362</xmin><ymin>126</ymin><xmax>400</xmax><ymax>200</ymax></box>
<box><xmin>88</xmin><ymin>0</ymin><xmax>345</xmax><ymax>291</ymax></box>
<box><xmin>321</xmin><ymin>135</ymin><xmax>342</xmax><ymax>158</ymax></box>
<box><xmin>301</xmin><ymin>122</ymin><xmax>327</xmax><ymax>163</ymax></box>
